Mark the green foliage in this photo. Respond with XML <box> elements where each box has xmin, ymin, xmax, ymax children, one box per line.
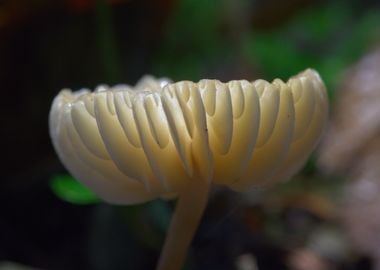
<box><xmin>243</xmin><ymin>1</ymin><xmax>379</xmax><ymax>99</ymax></box>
<box><xmin>153</xmin><ymin>0</ymin><xmax>228</xmax><ymax>80</ymax></box>
<box><xmin>50</xmin><ymin>174</ymin><xmax>100</xmax><ymax>205</ymax></box>
<box><xmin>49</xmin><ymin>174</ymin><xmax>172</xmax><ymax>243</ymax></box>
<box><xmin>154</xmin><ymin>0</ymin><xmax>379</xmax><ymax>100</ymax></box>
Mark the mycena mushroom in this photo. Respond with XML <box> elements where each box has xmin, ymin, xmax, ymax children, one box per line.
<box><xmin>49</xmin><ymin>69</ymin><xmax>328</xmax><ymax>270</ymax></box>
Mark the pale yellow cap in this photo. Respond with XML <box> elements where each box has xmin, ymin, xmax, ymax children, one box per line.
<box><xmin>49</xmin><ymin>69</ymin><xmax>328</xmax><ymax>204</ymax></box>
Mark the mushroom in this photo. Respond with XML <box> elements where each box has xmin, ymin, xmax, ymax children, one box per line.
<box><xmin>49</xmin><ymin>69</ymin><xmax>328</xmax><ymax>270</ymax></box>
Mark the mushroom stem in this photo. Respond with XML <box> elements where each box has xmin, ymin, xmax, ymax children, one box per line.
<box><xmin>156</xmin><ymin>178</ymin><xmax>210</xmax><ymax>270</ymax></box>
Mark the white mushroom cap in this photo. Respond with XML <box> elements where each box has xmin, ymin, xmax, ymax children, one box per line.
<box><xmin>49</xmin><ymin>69</ymin><xmax>328</xmax><ymax>204</ymax></box>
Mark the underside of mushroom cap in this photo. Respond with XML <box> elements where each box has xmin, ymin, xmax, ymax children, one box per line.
<box><xmin>49</xmin><ymin>69</ymin><xmax>328</xmax><ymax>204</ymax></box>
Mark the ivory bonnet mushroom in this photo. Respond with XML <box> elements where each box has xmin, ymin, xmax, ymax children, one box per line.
<box><xmin>49</xmin><ymin>69</ymin><xmax>328</xmax><ymax>270</ymax></box>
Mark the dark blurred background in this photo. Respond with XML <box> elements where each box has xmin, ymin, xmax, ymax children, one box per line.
<box><xmin>1</xmin><ymin>0</ymin><xmax>380</xmax><ymax>269</ymax></box>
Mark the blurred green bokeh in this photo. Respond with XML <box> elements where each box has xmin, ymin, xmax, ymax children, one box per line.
<box><xmin>50</xmin><ymin>174</ymin><xmax>100</xmax><ymax>205</ymax></box>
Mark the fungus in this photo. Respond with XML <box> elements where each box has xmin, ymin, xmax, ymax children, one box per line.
<box><xmin>49</xmin><ymin>69</ymin><xmax>328</xmax><ymax>270</ymax></box>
